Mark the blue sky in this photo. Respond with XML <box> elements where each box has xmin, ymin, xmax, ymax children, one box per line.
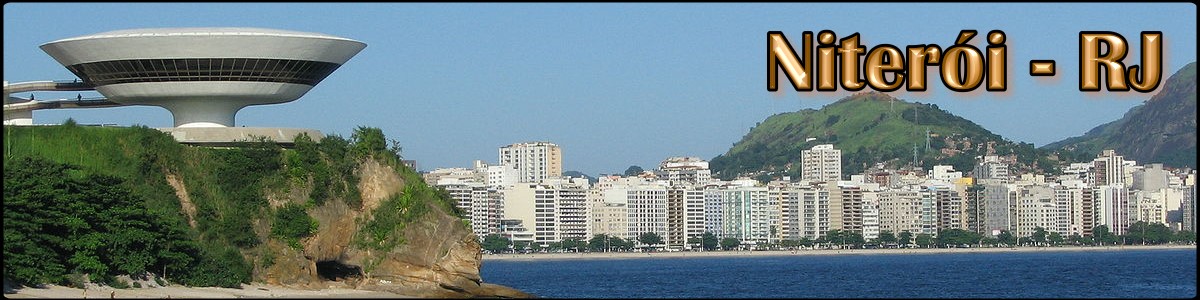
<box><xmin>4</xmin><ymin>3</ymin><xmax>1196</xmax><ymax>176</ymax></box>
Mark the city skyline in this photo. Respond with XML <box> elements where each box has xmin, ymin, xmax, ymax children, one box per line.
<box><xmin>4</xmin><ymin>3</ymin><xmax>1196</xmax><ymax>176</ymax></box>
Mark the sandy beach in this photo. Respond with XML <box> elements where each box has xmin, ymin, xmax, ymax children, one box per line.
<box><xmin>4</xmin><ymin>283</ymin><xmax>416</xmax><ymax>299</ymax></box>
<box><xmin>482</xmin><ymin>244</ymin><xmax>1197</xmax><ymax>261</ymax></box>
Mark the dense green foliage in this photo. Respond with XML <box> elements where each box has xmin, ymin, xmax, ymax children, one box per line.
<box><xmin>897</xmin><ymin>230</ymin><xmax>913</xmax><ymax>247</ymax></box>
<box><xmin>587</xmin><ymin>234</ymin><xmax>635</xmax><ymax>252</ymax></box>
<box><xmin>709</xmin><ymin>92</ymin><xmax>1062</xmax><ymax>180</ymax></box>
<box><xmin>935</xmin><ymin>229</ymin><xmax>983</xmax><ymax>247</ymax></box>
<box><xmin>4</xmin><ymin>157</ymin><xmax>200</xmax><ymax>287</ymax></box>
<box><xmin>271</xmin><ymin>203</ymin><xmax>320</xmax><ymax>249</ymax></box>
<box><xmin>481</xmin><ymin>234</ymin><xmax>512</xmax><ymax>253</ymax></box>
<box><xmin>3</xmin><ymin>124</ymin><xmax>460</xmax><ymax>289</ymax></box>
<box><xmin>719</xmin><ymin>237</ymin><xmax>740</xmax><ymax>250</ymax></box>
<box><xmin>546</xmin><ymin>238</ymin><xmax>587</xmax><ymax>252</ymax></box>
<box><xmin>877</xmin><ymin>231</ymin><xmax>897</xmax><ymax>245</ymax></box>
<box><xmin>637</xmin><ymin>232</ymin><xmax>664</xmax><ymax>248</ymax></box>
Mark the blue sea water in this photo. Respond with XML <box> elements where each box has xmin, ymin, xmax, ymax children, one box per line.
<box><xmin>480</xmin><ymin>248</ymin><xmax>1196</xmax><ymax>298</ymax></box>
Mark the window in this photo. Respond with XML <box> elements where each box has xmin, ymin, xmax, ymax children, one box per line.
<box><xmin>66</xmin><ymin>58</ymin><xmax>342</xmax><ymax>86</ymax></box>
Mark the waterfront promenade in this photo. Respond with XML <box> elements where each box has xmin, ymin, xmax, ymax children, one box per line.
<box><xmin>482</xmin><ymin>244</ymin><xmax>1197</xmax><ymax>261</ymax></box>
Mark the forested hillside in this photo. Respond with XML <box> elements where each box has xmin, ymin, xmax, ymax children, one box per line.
<box><xmin>3</xmin><ymin>124</ymin><xmax>524</xmax><ymax>297</ymax></box>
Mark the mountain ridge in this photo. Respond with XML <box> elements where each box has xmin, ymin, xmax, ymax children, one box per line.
<box><xmin>1043</xmin><ymin>62</ymin><xmax>1196</xmax><ymax>168</ymax></box>
<box><xmin>710</xmin><ymin>92</ymin><xmax>1054</xmax><ymax>180</ymax></box>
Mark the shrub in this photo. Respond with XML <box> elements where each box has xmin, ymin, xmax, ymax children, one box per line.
<box><xmin>271</xmin><ymin>203</ymin><xmax>319</xmax><ymax>249</ymax></box>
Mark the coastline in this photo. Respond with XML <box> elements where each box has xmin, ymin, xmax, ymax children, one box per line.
<box><xmin>5</xmin><ymin>245</ymin><xmax>1191</xmax><ymax>298</ymax></box>
<box><xmin>482</xmin><ymin>244</ymin><xmax>1197</xmax><ymax>261</ymax></box>
<box><xmin>4</xmin><ymin>283</ymin><xmax>417</xmax><ymax>299</ymax></box>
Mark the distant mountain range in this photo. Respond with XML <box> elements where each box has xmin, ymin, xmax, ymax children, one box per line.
<box><xmin>710</xmin><ymin>92</ymin><xmax>1056</xmax><ymax>181</ymax></box>
<box><xmin>1043</xmin><ymin>62</ymin><xmax>1196</xmax><ymax>169</ymax></box>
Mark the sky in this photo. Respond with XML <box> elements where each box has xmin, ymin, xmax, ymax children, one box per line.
<box><xmin>3</xmin><ymin>3</ymin><xmax>1196</xmax><ymax>176</ymax></box>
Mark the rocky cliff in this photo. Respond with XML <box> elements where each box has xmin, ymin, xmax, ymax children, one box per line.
<box><xmin>250</xmin><ymin>159</ymin><xmax>530</xmax><ymax>298</ymax></box>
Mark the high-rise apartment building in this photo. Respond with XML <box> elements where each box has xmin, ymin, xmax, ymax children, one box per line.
<box><xmin>499</xmin><ymin>141</ymin><xmax>563</xmax><ymax>183</ymax></box>
<box><xmin>1092</xmin><ymin>150</ymin><xmax>1132</xmax><ymax>235</ymax></box>
<box><xmin>503</xmin><ymin>178</ymin><xmax>590</xmax><ymax>245</ymax></box>
<box><xmin>828</xmin><ymin>183</ymin><xmax>865</xmax><ymax>236</ymax></box>
<box><xmin>974</xmin><ymin>155</ymin><xmax>1011</xmax><ymax>184</ymax></box>
<box><xmin>666</xmin><ymin>186</ymin><xmax>707</xmax><ymax>249</ymax></box>
<box><xmin>802</xmin><ymin>144</ymin><xmax>842</xmax><ymax>182</ymax></box>
<box><xmin>711</xmin><ymin>179</ymin><xmax>775</xmax><ymax>245</ymax></box>
<box><xmin>596</xmin><ymin>176</ymin><xmax>669</xmax><ymax>244</ymax></box>
<box><xmin>878</xmin><ymin>188</ymin><xmax>922</xmax><ymax>237</ymax></box>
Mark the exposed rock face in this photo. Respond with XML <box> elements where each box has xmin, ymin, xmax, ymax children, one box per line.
<box><xmin>348</xmin><ymin>202</ymin><xmax>529</xmax><ymax>298</ymax></box>
<box><xmin>251</xmin><ymin>159</ymin><xmax>531</xmax><ymax>298</ymax></box>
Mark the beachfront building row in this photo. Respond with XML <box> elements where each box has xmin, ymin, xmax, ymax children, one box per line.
<box><xmin>427</xmin><ymin>143</ymin><xmax>1197</xmax><ymax>250</ymax></box>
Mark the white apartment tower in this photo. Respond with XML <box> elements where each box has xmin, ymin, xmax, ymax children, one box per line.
<box><xmin>499</xmin><ymin>142</ymin><xmax>563</xmax><ymax>183</ymax></box>
<box><xmin>974</xmin><ymin>155</ymin><xmax>1011</xmax><ymax>184</ymax></box>
<box><xmin>597</xmin><ymin>177</ymin><xmax>669</xmax><ymax>242</ymax></box>
<box><xmin>802</xmin><ymin>144</ymin><xmax>842</xmax><ymax>182</ymax></box>
<box><xmin>713</xmin><ymin>180</ymin><xmax>776</xmax><ymax>244</ymax></box>
<box><xmin>1092</xmin><ymin>150</ymin><xmax>1132</xmax><ymax>235</ymax></box>
<box><xmin>502</xmin><ymin>178</ymin><xmax>590</xmax><ymax>246</ymax></box>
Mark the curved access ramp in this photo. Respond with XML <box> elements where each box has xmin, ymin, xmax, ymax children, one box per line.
<box><xmin>4</xmin><ymin>80</ymin><xmax>123</xmax><ymax>125</ymax></box>
<box><xmin>4</xmin><ymin>97</ymin><xmax>122</xmax><ymax>112</ymax></box>
<box><xmin>3</xmin><ymin>80</ymin><xmax>94</xmax><ymax>95</ymax></box>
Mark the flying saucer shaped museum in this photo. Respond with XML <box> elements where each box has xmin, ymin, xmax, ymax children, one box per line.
<box><xmin>40</xmin><ymin>27</ymin><xmax>366</xmax><ymax>128</ymax></box>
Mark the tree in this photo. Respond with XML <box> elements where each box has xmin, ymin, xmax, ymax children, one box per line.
<box><xmin>898</xmin><ymin>230</ymin><xmax>913</xmax><ymax>248</ymax></box>
<box><xmin>1124</xmin><ymin>221</ymin><xmax>1174</xmax><ymax>245</ymax></box>
<box><xmin>588</xmin><ymin>234</ymin><xmax>610</xmax><ymax>252</ymax></box>
<box><xmin>778</xmin><ymin>239</ymin><xmax>801</xmax><ymax>250</ymax></box>
<box><xmin>997</xmin><ymin>230</ymin><xmax>1015</xmax><ymax>246</ymax></box>
<box><xmin>1092</xmin><ymin>225</ymin><xmax>1113</xmax><ymax>246</ymax></box>
<box><xmin>1172</xmin><ymin>230</ymin><xmax>1196</xmax><ymax>244</ymax></box>
<box><xmin>844</xmin><ymin>231</ymin><xmax>866</xmax><ymax>248</ymax></box>
<box><xmin>561</xmin><ymin>238</ymin><xmax>585</xmax><ymax>252</ymax></box>
<box><xmin>936</xmin><ymin>229</ymin><xmax>975</xmax><ymax>247</ymax></box>
<box><xmin>822</xmin><ymin>229</ymin><xmax>844</xmax><ymax>248</ymax></box>
<box><xmin>481</xmin><ymin>234</ymin><xmax>511</xmax><ymax>253</ymax></box>
<box><xmin>1068</xmin><ymin>233</ymin><xmax>1084</xmax><ymax>246</ymax></box>
<box><xmin>720</xmin><ymin>237</ymin><xmax>741</xmax><ymax>251</ymax></box>
<box><xmin>1031</xmin><ymin>227</ymin><xmax>1048</xmax><ymax>247</ymax></box>
<box><xmin>915</xmin><ymin>233</ymin><xmax>933</xmax><ymax>248</ymax></box>
<box><xmin>799</xmin><ymin>237</ymin><xmax>815</xmax><ymax>248</ymax></box>
<box><xmin>624</xmin><ymin>165</ymin><xmax>645</xmax><ymax>177</ymax></box>
<box><xmin>608</xmin><ymin>236</ymin><xmax>631</xmax><ymax>252</ymax></box>
<box><xmin>877</xmin><ymin>231</ymin><xmax>897</xmax><ymax>246</ymax></box>
<box><xmin>4</xmin><ymin>157</ymin><xmax>207</xmax><ymax>287</ymax></box>
<box><xmin>350</xmin><ymin>126</ymin><xmax>388</xmax><ymax>158</ymax></box>
<box><xmin>513</xmin><ymin>241</ymin><xmax>533</xmax><ymax>253</ymax></box>
<box><xmin>981</xmin><ymin>236</ymin><xmax>999</xmax><ymax>247</ymax></box>
<box><xmin>638</xmin><ymin>232</ymin><xmax>664</xmax><ymax>251</ymax></box>
<box><xmin>1048</xmin><ymin>232</ymin><xmax>1064</xmax><ymax>246</ymax></box>
<box><xmin>701</xmin><ymin>232</ymin><xmax>719</xmax><ymax>251</ymax></box>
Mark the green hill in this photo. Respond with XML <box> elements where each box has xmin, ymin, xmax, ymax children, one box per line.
<box><xmin>1044</xmin><ymin>62</ymin><xmax>1196</xmax><ymax>169</ymax></box>
<box><xmin>2</xmin><ymin>124</ymin><xmax>525</xmax><ymax>297</ymax></box>
<box><xmin>710</xmin><ymin>92</ymin><xmax>1056</xmax><ymax>180</ymax></box>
